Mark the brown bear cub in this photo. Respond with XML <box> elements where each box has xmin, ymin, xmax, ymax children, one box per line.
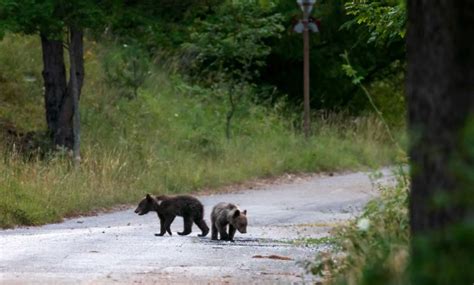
<box><xmin>211</xmin><ymin>202</ymin><xmax>248</xmax><ymax>241</ymax></box>
<box><xmin>135</xmin><ymin>194</ymin><xmax>209</xmax><ymax>237</ymax></box>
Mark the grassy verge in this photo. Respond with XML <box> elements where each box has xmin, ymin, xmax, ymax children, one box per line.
<box><xmin>309</xmin><ymin>168</ymin><xmax>409</xmax><ymax>284</ymax></box>
<box><xmin>0</xmin><ymin>34</ymin><xmax>402</xmax><ymax>228</ymax></box>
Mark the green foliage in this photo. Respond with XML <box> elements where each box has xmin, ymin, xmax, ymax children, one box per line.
<box><xmin>105</xmin><ymin>0</ymin><xmax>221</xmax><ymax>50</ymax></box>
<box><xmin>181</xmin><ymin>0</ymin><xmax>284</xmax><ymax>138</ymax></box>
<box><xmin>341</xmin><ymin>0</ymin><xmax>406</xmax><ymax>46</ymax></box>
<box><xmin>102</xmin><ymin>42</ymin><xmax>150</xmax><ymax>99</ymax></box>
<box><xmin>365</xmin><ymin>69</ymin><xmax>405</xmax><ymax>128</ymax></box>
<box><xmin>338</xmin><ymin>0</ymin><xmax>406</xmax><ymax>123</ymax></box>
<box><xmin>341</xmin><ymin>61</ymin><xmax>364</xmax><ymax>85</ymax></box>
<box><xmin>0</xmin><ymin>0</ymin><xmax>106</xmax><ymax>37</ymax></box>
<box><xmin>310</xmin><ymin>169</ymin><xmax>410</xmax><ymax>284</ymax></box>
<box><xmin>182</xmin><ymin>0</ymin><xmax>284</xmax><ymax>83</ymax></box>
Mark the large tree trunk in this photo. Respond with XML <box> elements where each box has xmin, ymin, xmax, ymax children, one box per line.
<box><xmin>407</xmin><ymin>1</ymin><xmax>474</xmax><ymax>284</ymax></box>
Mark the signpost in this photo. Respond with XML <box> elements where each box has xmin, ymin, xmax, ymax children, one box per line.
<box><xmin>294</xmin><ymin>0</ymin><xmax>318</xmax><ymax>138</ymax></box>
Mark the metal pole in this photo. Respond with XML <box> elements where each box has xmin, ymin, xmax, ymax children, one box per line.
<box><xmin>303</xmin><ymin>16</ymin><xmax>311</xmax><ymax>137</ymax></box>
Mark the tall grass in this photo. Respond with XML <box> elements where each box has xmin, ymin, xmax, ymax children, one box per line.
<box><xmin>0</xmin><ymin>34</ymin><xmax>401</xmax><ymax>228</ymax></box>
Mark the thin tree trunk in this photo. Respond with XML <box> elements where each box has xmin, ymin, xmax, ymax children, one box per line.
<box><xmin>225</xmin><ymin>90</ymin><xmax>235</xmax><ymax>140</ymax></box>
<box><xmin>69</xmin><ymin>29</ymin><xmax>85</xmax><ymax>98</ymax></box>
<box><xmin>225</xmin><ymin>85</ymin><xmax>243</xmax><ymax>140</ymax></box>
<box><xmin>303</xmin><ymin>19</ymin><xmax>311</xmax><ymax>138</ymax></box>
<box><xmin>40</xmin><ymin>34</ymin><xmax>67</xmax><ymax>142</ymax></box>
<box><xmin>68</xmin><ymin>27</ymin><xmax>83</xmax><ymax>165</ymax></box>
<box><xmin>407</xmin><ymin>1</ymin><xmax>474</xmax><ymax>284</ymax></box>
<box><xmin>55</xmin><ymin>28</ymin><xmax>84</xmax><ymax>152</ymax></box>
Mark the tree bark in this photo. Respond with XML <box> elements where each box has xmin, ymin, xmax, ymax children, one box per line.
<box><xmin>225</xmin><ymin>85</ymin><xmax>243</xmax><ymax>140</ymax></box>
<box><xmin>225</xmin><ymin>90</ymin><xmax>235</xmax><ymax>140</ymax></box>
<box><xmin>407</xmin><ymin>1</ymin><xmax>474</xmax><ymax>284</ymax></box>
<box><xmin>41</xmin><ymin>34</ymin><xmax>67</xmax><ymax>141</ymax></box>
<box><xmin>69</xmin><ymin>29</ymin><xmax>85</xmax><ymax>99</ymax></box>
<box><xmin>68</xmin><ymin>27</ymin><xmax>83</xmax><ymax>165</ymax></box>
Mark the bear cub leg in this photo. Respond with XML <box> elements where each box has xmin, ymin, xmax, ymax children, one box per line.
<box><xmin>211</xmin><ymin>223</ymin><xmax>218</xmax><ymax>240</ymax></box>
<box><xmin>155</xmin><ymin>215</ymin><xmax>175</xmax><ymax>236</ymax></box>
<box><xmin>178</xmin><ymin>215</ymin><xmax>193</xmax><ymax>236</ymax></box>
<box><xmin>195</xmin><ymin>218</ymin><xmax>210</xmax><ymax>237</ymax></box>
<box><xmin>228</xmin><ymin>225</ymin><xmax>237</xmax><ymax>241</ymax></box>
<box><xmin>217</xmin><ymin>223</ymin><xmax>230</xmax><ymax>241</ymax></box>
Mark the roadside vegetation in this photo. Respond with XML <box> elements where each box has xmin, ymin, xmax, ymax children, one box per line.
<box><xmin>0</xmin><ymin>34</ymin><xmax>400</xmax><ymax>228</ymax></box>
<box><xmin>308</xmin><ymin>168</ymin><xmax>409</xmax><ymax>284</ymax></box>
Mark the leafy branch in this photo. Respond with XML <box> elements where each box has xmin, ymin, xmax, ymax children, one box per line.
<box><xmin>341</xmin><ymin>0</ymin><xmax>406</xmax><ymax>46</ymax></box>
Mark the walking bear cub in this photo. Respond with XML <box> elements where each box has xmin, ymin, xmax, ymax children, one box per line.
<box><xmin>135</xmin><ymin>194</ymin><xmax>209</xmax><ymax>237</ymax></box>
<box><xmin>211</xmin><ymin>202</ymin><xmax>248</xmax><ymax>241</ymax></box>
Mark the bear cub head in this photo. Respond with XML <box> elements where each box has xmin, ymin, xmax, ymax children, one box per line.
<box><xmin>134</xmin><ymin>194</ymin><xmax>155</xmax><ymax>215</ymax></box>
<box><xmin>231</xmin><ymin>209</ymin><xmax>248</xmax><ymax>234</ymax></box>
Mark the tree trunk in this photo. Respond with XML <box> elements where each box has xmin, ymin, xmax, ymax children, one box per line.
<box><xmin>225</xmin><ymin>85</ymin><xmax>243</xmax><ymax>140</ymax></box>
<box><xmin>40</xmin><ymin>30</ymin><xmax>84</xmax><ymax>153</ymax></box>
<box><xmin>69</xmin><ymin>29</ymin><xmax>85</xmax><ymax>98</ymax></box>
<box><xmin>225</xmin><ymin>90</ymin><xmax>235</xmax><ymax>140</ymax></box>
<box><xmin>41</xmin><ymin>34</ymin><xmax>67</xmax><ymax>142</ymax></box>
<box><xmin>68</xmin><ymin>27</ymin><xmax>83</xmax><ymax>165</ymax></box>
<box><xmin>407</xmin><ymin>1</ymin><xmax>474</xmax><ymax>284</ymax></box>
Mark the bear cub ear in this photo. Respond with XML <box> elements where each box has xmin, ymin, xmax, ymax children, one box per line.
<box><xmin>146</xmin><ymin>194</ymin><xmax>153</xmax><ymax>201</ymax></box>
<box><xmin>243</xmin><ymin>210</ymin><xmax>247</xmax><ymax>215</ymax></box>
<box><xmin>233</xmin><ymin>209</ymin><xmax>240</xmax><ymax>218</ymax></box>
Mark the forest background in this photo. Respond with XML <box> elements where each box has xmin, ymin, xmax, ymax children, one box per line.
<box><xmin>0</xmin><ymin>0</ymin><xmax>406</xmax><ymax>228</ymax></box>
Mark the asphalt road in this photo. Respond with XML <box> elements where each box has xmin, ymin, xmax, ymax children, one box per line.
<box><xmin>0</xmin><ymin>169</ymin><xmax>394</xmax><ymax>284</ymax></box>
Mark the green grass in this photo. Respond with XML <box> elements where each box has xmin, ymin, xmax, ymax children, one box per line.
<box><xmin>0</xmin><ymin>34</ymin><xmax>403</xmax><ymax>228</ymax></box>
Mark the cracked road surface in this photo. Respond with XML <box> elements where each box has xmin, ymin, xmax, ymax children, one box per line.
<box><xmin>0</xmin><ymin>169</ymin><xmax>394</xmax><ymax>284</ymax></box>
